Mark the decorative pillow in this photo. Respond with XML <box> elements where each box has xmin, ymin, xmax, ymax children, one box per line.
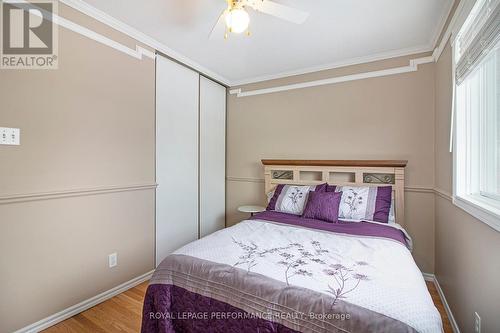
<box><xmin>302</xmin><ymin>191</ymin><xmax>342</xmax><ymax>223</ymax></box>
<box><xmin>388</xmin><ymin>198</ymin><xmax>396</xmax><ymax>224</ymax></box>
<box><xmin>267</xmin><ymin>183</ymin><xmax>327</xmax><ymax>215</ymax></box>
<box><xmin>327</xmin><ymin>185</ymin><xmax>392</xmax><ymax>223</ymax></box>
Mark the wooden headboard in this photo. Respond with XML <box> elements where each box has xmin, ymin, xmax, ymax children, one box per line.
<box><xmin>262</xmin><ymin>160</ymin><xmax>408</xmax><ymax>225</ymax></box>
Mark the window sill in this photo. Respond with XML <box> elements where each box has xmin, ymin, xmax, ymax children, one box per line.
<box><xmin>453</xmin><ymin>194</ymin><xmax>500</xmax><ymax>232</ymax></box>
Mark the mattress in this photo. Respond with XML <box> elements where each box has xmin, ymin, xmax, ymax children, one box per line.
<box><xmin>141</xmin><ymin>211</ymin><xmax>442</xmax><ymax>333</ymax></box>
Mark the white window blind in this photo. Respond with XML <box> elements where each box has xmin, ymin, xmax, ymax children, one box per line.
<box><xmin>455</xmin><ymin>0</ymin><xmax>500</xmax><ymax>84</ymax></box>
<box><xmin>454</xmin><ymin>0</ymin><xmax>500</xmax><ymax>231</ymax></box>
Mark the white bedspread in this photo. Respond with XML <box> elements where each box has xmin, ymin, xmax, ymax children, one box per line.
<box><xmin>174</xmin><ymin>219</ymin><xmax>443</xmax><ymax>333</ymax></box>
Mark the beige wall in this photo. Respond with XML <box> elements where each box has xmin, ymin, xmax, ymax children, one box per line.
<box><xmin>227</xmin><ymin>53</ymin><xmax>437</xmax><ymax>273</ymax></box>
<box><xmin>227</xmin><ymin>37</ymin><xmax>500</xmax><ymax>332</ymax></box>
<box><xmin>2</xmin><ymin>1</ymin><xmax>498</xmax><ymax>332</ymax></box>
<box><xmin>0</xmin><ymin>4</ymin><xmax>155</xmax><ymax>332</ymax></box>
<box><xmin>434</xmin><ymin>42</ymin><xmax>500</xmax><ymax>333</ymax></box>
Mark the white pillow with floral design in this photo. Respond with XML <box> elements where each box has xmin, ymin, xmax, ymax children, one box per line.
<box><xmin>327</xmin><ymin>185</ymin><xmax>393</xmax><ymax>223</ymax></box>
<box><xmin>336</xmin><ymin>186</ymin><xmax>371</xmax><ymax>220</ymax></box>
<box><xmin>267</xmin><ymin>184</ymin><xmax>326</xmax><ymax>215</ymax></box>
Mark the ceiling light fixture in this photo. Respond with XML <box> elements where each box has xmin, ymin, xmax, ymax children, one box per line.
<box><xmin>225</xmin><ymin>8</ymin><xmax>250</xmax><ymax>34</ymax></box>
<box><xmin>209</xmin><ymin>0</ymin><xmax>309</xmax><ymax>40</ymax></box>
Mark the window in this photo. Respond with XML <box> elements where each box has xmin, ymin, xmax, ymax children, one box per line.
<box><xmin>454</xmin><ymin>0</ymin><xmax>500</xmax><ymax>231</ymax></box>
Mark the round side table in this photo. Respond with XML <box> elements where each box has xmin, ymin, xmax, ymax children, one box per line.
<box><xmin>238</xmin><ymin>205</ymin><xmax>266</xmax><ymax>217</ymax></box>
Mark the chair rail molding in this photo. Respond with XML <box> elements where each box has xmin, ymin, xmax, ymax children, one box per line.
<box><xmin>434</xmin><ymin>187</ymin><xmax>452</xmax><ymax>202</ymax></box>
<box><xmin>0</xmin><ymin>183</ymin><xmax>158</xmax><ymax>204</ymax></box>
<box><xmin>226</xmin><ymin>176</ymin><xmax>435</xmax><ymax>194</ymax></box>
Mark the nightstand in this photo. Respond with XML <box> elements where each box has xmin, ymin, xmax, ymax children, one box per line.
<box><xmin>237</xmin><ymin>205</ymin><xmax>266</xmax><ymax>217</ymax></box>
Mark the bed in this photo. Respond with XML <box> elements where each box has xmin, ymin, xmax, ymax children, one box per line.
<box><xmin>141</xmin><ymin>160</ymin><xmax>443</xmax><ymax>333</ymax></box>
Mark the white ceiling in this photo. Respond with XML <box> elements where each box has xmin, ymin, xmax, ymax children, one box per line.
<box><xmin>79</xmin><ymin>0</ymin><xmax>453</xmax><ymax>85</ymax></box>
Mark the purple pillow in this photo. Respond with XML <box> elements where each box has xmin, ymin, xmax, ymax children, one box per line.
<box><xmin>302</xmin><ymin>191</ymin><xmax>343</xmax><ymax>223</ymax></box>
<box><xmin>315</xmin><ymin>182</ymin><xmax>328</xmax><ymax>192</ymax></box>
<box><xmin>327</xmin><ymin>185</ymin><xmax>393</xmax><ymax>223</ymax></box>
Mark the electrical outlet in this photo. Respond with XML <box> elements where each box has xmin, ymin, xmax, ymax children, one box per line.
<box><xmin>474</xmin><ymin>312</ymin><xmax>481</xmax><ymax>333</ymax></box>
<box><xmin>108</xmin><ymin>253</ymin><xmax>118</xmax><ymax>268</ymax></box>
<box><xmin>0</xmin><ymin>127</ymin><xmax>20</xmax><ymax>145</ymax></box>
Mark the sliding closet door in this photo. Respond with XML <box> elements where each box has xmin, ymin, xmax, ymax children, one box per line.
<box><xmin>156</xmin><ymin>56</ymin><xmax>199</xmax><ymax>265</ymax></box>
<box><xmin>199</xmin><ymin>76</ymin><xmax>226</xmax><ymax>237</ymax></box>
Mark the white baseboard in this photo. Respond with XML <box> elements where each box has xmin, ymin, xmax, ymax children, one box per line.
<box><xmin>422</xmin><ymin>272</ymin><xmax>437</xmax><ymax>282</ymax></box>
<box><xmin>422</xmin><ymin>273</ymin><xmax>461</xmax><ymax>333</ymax></box>
<box><xmin>14</xmin><ymin>270</ymin><xmax>154</xmax><ymax>333</ymax></box>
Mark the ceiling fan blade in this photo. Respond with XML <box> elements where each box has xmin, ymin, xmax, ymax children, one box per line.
<box><xmin>246</xmin><ymin>0</ymin><xmax>309</xmax><ymax>24</ymax></box>
<box><xmin>209</xmin><ymin>9</ymin><xmax>228</xmax><ymax>40</ymax></box>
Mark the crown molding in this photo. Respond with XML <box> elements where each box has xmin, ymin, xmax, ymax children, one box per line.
<box><xmin>7</xmin><ymin>0</ymin><xmax>156</xmax><ymax>60</ymax></box>
<box><xmin>229</xmin><ymin>43</ymin><xmax>433</xmax><ymax>87</ymax></box>
<box><xmin>55</xmin><ymin>11</ymin><xmax>155</xmax><ymax>60</ymax></box>
<box><xmin>228</xmin><ymin>0</ymin><xmax>473</xmax><ymax>97</ymax></box>
<box><xmin>60</xmin><ymin>0</ymin><xmax>231</xmax><ymax>86</ymax></box>
<box><xmin>59</xmin><ymin>0</ymin><xmax>455</xmax><ymax>88</ymax></box>
<box><xmin>429</xmin><ymin>0</ymin><xmax>456</xmax><ymax>51</ymax></box>
<box><xmin>53</xmin><ymin>0</ymin><xmax>461</xmax><ymax>89</ymax></box>
<box><xmin>433</xmin><ymin>0</ymin><xmax>477</xmax><ymax>62</ymax></box>
<box><xmin>229</xmin><ymin>55</ymin><xmax>434</xmax><ymax>97</ymax></box>
<box><xmin>230</xmin><ymin>0</ymin><xmax>454</xmax><ymax>87</ymax></box>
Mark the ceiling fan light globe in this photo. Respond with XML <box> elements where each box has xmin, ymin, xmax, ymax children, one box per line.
<box><xmin>225</xmin><ymin>8</ymin><xmax>250</xmax><ymax>34</ymax></box>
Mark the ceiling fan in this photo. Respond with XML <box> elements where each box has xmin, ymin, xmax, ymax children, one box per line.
<box><xmin>209</xmin><ymin>0</ymin><xmax>309</xmax><ymax>40</ymax></box>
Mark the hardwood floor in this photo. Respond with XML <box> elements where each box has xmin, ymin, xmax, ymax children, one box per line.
<box><xmin>426</xmin><ymin>281</ymin><xmax>453</xmax><ymax>333</ymax></box>
<box><xmin>43</xmin><ymin>282</ymin><xmax>148</xmax><ymax>333</ymax></box>
<box><xmin>44</xmin><ymin>280</ymin><xmax>453</xmax><ymax>332</ymax></box>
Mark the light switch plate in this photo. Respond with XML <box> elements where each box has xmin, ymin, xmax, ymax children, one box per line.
<box><xmin>0</xmin><ymin>127</ymin><xmax>20</xmax><ymax>145</ymax></box>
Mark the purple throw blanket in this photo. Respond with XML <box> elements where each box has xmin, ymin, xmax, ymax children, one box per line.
<box><xmin>250</xmin><ymin>211</ymin><xmax>410</xmax><ymax>248</ymax></box>
<box><xmin>142</xmin><ymin>283</ymin><xmax>298</xmax><ymax>333</ymax></box>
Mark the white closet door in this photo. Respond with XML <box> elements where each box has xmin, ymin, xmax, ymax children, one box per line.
<box><xmin>156</xmin><ymin>56</ymin><xmax>199</xmax><ymax>265</ymax></box>
<box><xmin>199</xmin><ymin>76</ymin><xmax>226</xmax><ymax>237</ymax></box>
